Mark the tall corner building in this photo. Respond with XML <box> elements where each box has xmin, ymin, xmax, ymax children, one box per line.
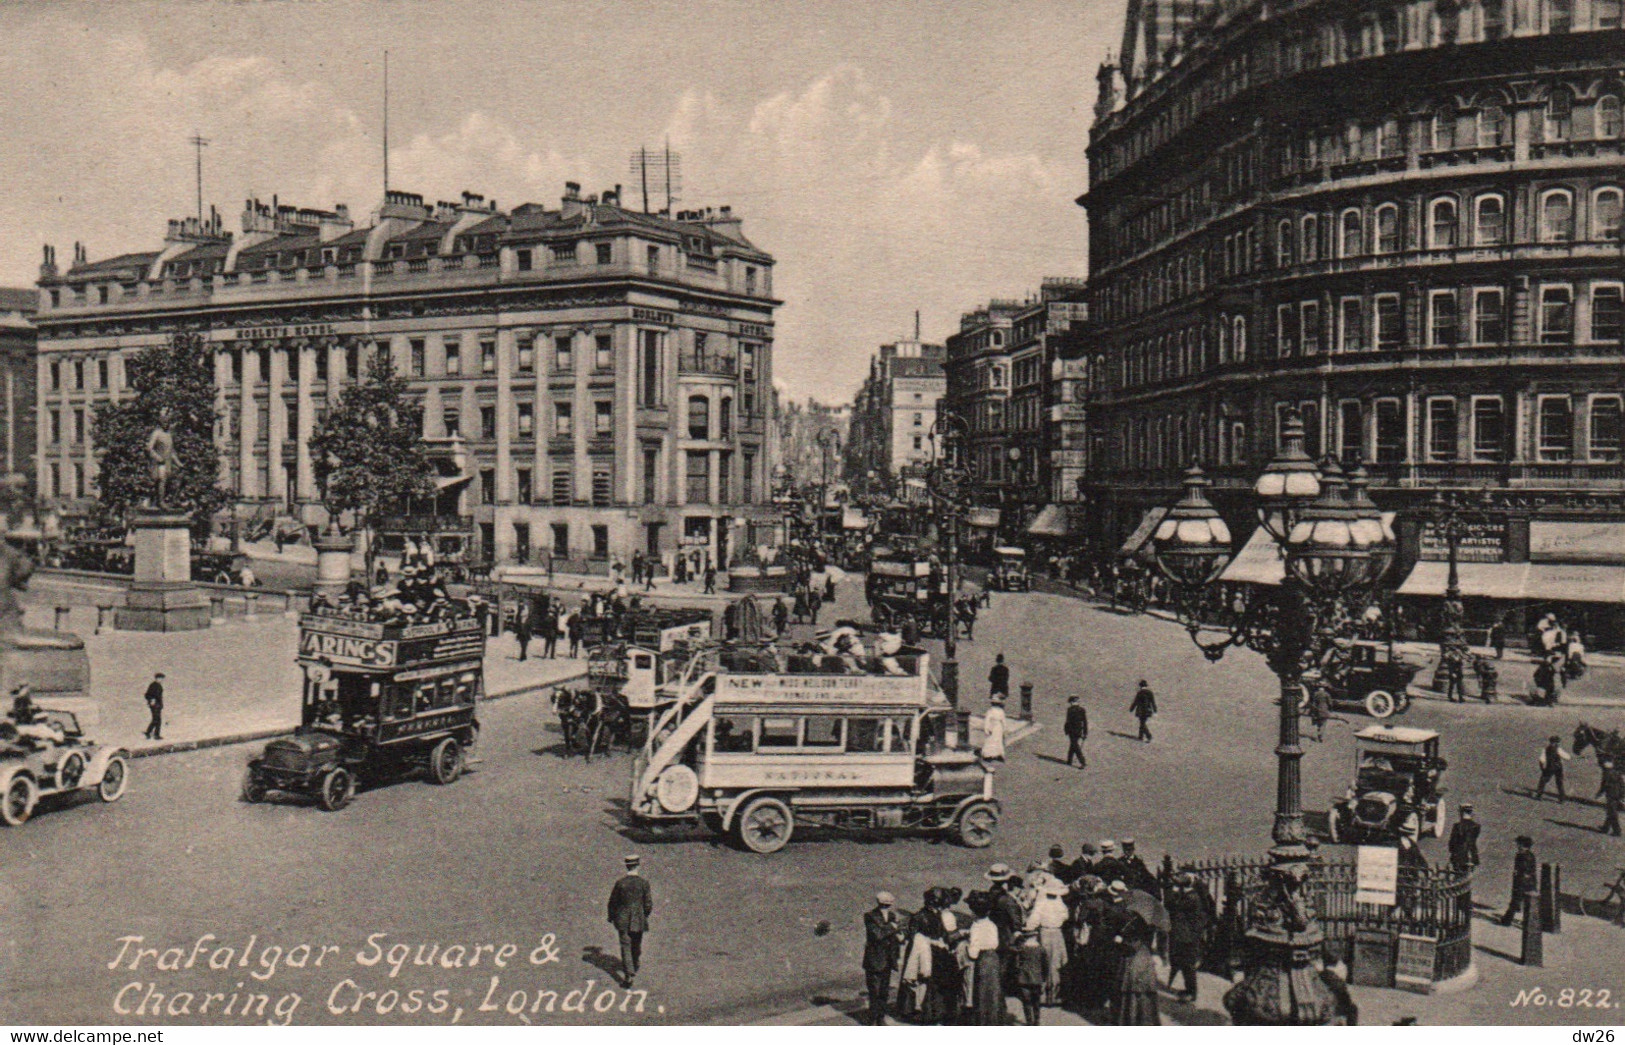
<box><xmin>847</xmin><ymin>337</ymin><xmax>946</xmax><ymax>496</ymax></box>
<box><xmin>34</xmin><ymin>184</ymin><xmax>778</xmax><ymax>570</ymax></box>
<box><xmin>1080</xmin><ymin>0</ymin><xmax>1625</xmax><ymax>640</ymax></box>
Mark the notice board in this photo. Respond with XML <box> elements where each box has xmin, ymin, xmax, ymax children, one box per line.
<box><xmin>1395</xmin><ymin>933</ymin><xmax>1438</xmax><ymax>994</ymax></box>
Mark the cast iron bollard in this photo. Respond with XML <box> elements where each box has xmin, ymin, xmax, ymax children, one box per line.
<box><xmin>244</xmin><ymin>591</ymin><xmax>259</xmax><ymax>620</ymax></box>
<box><xmin>53</xmin><ymin>606</ymin><xmax>70</xmax><ymax>631</ymax></box>
<box><xmin>1553</xmin><ymin>864</ymin><xmax>1563</xmax><ymax>932</ymax></box>
<box><xmin>95</xmin><ymin>603</ymin><xmax>114</xmax><ymax>634</ymax></box>
<box><xmin>1520</xmin><ymin>889</ymin><xmax>1543</xmax><ymax>966</ymax></box>
<box><xmin>1019</xmin><ymin>682</ymin><xmax>1034</xmax><ymax>720</ymax></box>
<box><xmin>1540</xmin><ymin>863</ymin><xmax>1555</xmax><ymax>932</ymax></box>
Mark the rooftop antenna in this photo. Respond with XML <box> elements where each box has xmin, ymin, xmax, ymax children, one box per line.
<box><xmin>630</xmin><ymin>144</ymin><xmax>681</xmax><ymax>215</ymax></box>
<box><xmin>382</xmin><ymin>50</ymin><xmax>390</xmax><ymax>194</ymax></box>
<box><xmin>189</xmin><ymin>132</ymin><xmax>210</xmax><ymax>224</ymax></box>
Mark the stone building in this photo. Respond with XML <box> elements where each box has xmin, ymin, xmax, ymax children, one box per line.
<box><xmin>846</xmin><ymin>337</ymin><xmax>946</xmax><ymax>498</ymax></box>
<box><xmin>34</xmin><ymin>183</ymin><xmax>778</xmax><ymax>570</ymax></box>
<box><xmin>0</xmin><ymin>289</ymin><xmax>37</xmax><ymax>492</ymax></box>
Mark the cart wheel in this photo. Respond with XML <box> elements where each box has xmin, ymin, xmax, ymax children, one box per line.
<box><xmin>1364</xmin><ymin>690</ymin><xmax>1397</xmax><ymax>718</ymax></box>
<box><xmin>429</xmin><ymin>737</ymin><xmax>463</xmax><ymax>785</ymax></box>
<box><xmin>96</xmin><ymin>754</ymin><xmax>129</xmax><ymax>802</ymax></box>
<box><xmin>1</xmin><ymin>772</ymin><xmax>38</xmax><ymax>826</ymax></box>
<box><xmin>241</xmin><ymin>767</ymin><xmax>266</xmax><ymax>804</ymax></box>
<box><xmin>956</xmin><ymin>801</ymin><xmax>1000</xmax><ymax>848</ymax></box>
<box><xmin>1326</xmin><ymin>806</ymin><xmax>1343</xmax><ymax>843</ymax></box>
<box><xmin>735</xmin><ymin>796</ymin><xmax>793</xmax><ymax>854</ymax></box>
<box><xmin>317</xmin><ymin>767</ymin><xmax>355</xmax><ymax>811</ymax></box>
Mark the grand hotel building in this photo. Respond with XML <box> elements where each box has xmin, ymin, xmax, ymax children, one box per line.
<box><xmin>33</xmin><ymin>184</ymin><xmax>778</xmax><ymax>569</ymax></box>
<box><xmin>1080</xmin><ymin>0</ymin><xmax>1625</xmax><ymax>636</ymax></box>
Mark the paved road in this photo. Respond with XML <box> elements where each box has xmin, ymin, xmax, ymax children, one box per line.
<box><xmin>3</xmin><ymin>582</ymin><xmax>1622</xmax><ymax>1027</ymax></box>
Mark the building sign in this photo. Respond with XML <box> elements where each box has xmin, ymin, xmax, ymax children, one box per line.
<box><xmin>1529</xmin><ymin>521</ymin><xmax>1625</xmax><ymax>565</ymax></box>
<box><xmin>299</xmin><ymin>614</ymin><xmax>384</xmax><ymax>640</ymax></box>
<box><xmin>632</xmin><ymin>307</ymin><xmax>675</xmax><ymax>325</ymax></box>
<box><xmin>299</xmin><ymin>630</ymin><xmax>398</xmax><ymax>668</ymax></box>
<box><xmin>736</xmin><ymin>322</ymin><xmax>772</xmax><ymax>338</ymax></box>
<box><xmin>717</xmin><ymin>674</ymin><xmax>922</xmax><ymax>703</ymax></box>
<box><xmin>1355</xmin><ymin>845</ymin><xmax>1398</xmax><ymax>906</ymax></box>
<box><xmin>223</xmin><ymin>322</ymin><xmax>336</xmax><ymax>341</ymax></box>
<box><xmin>1419</xmin><ymin>519</ymin><xmax>1504</xmax><ymax>563</ymax></box>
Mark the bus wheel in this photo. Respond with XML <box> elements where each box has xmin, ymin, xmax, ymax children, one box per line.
<box><xmin>429</xmin><ymin>738</ymin><xmax>463</xmax><ymax>785</ymax></box>
<box><xmin>318</xmin><ymin>767</ymin><xmax>355</xmax><ymax>812</ymax></box>
<box><xmin>736</xmin><ymin>796</ymin><xmax>793</xmax><ymax>854</ymax></box>
<box><xmin>956</xmin><ymin>801</ymin><xmax>999</xmax><ymax>848</ymax></box>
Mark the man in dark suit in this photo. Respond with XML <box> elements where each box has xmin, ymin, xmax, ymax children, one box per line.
<box><xmin>1063</xmin><ymin>694</ymin><xmax>1089</xmax><ymax>768</ymax></box>
<box><xmin>142</xmin><ymin>673</ymin><xmax>165</xmax><ymax>740</ymax></box>
<box><xmin>1599</xmin><ymin>760</ymin><xmax>1624</xmax><ymax>837</ymax></box>
<box><xmin>1130</xmin><ymin>680</ymin><xmax>1158</xmax><ymax>742</ymax></box>
<box><xmin>514</xmin><ymin>600</ymin><xmax>532</xmax><ymax>662</ymax></box>
<box><xmin>862</xmin><ymin>891</ymin><xmax>903</xmax><ymax>1024</ymax></box>
<box><xmin>1447</xmin><ymin>803</ymin><xmax>1481</xmax><ymax>872</ymax></box>
<box><xmin>1500</xmin><ymin>835</ymin><xmax>1538</xmax><ymax>926</ymax></box>
<box><xmin>607</xmin><ymin>855</ymin><xmax>654</xmax><ymax>986</ymax></box>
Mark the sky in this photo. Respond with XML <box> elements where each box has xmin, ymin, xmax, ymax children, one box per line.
<box><xmin>0</xmin><ymin>0</ymin><xmax>1121</xmax><ymax>402</ymax></box>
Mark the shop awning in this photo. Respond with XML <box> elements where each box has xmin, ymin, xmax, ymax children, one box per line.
<box><xmin>1026</xmin><ymin>504</ymin><xmax>1078</xmax><ymax>539</ymax></box>
<box><xmin>965</xmin><ymin>507</ymin><xmax>1002</xmax><ymax>529</ymax></box>
<box><xmin>1117</xmin><ymin>506</ymin><xmax>1168</xmax><ymax>561</ymax></box>
<box><xmin>1396</xmin><ymin>561</ymin><xmax>1531</xmax><ymax>600</ymax></box>
<box><xmin>1522</xmin><ymin>563</ymin><xmax>1625</xmax><ymax>603</ymax></box>
<box><xmin>1218</xmin><ymin>526</ymin><xmax>1285</xmax><ymax>585</ymax></box>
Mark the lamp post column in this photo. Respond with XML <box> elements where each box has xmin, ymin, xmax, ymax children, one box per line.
<box><xmin>942</xmin><ymin>505</ymin><xmax>959</xmax><ymax>706</ymax></box>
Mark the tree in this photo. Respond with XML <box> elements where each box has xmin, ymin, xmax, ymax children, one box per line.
<box><xmin>92</xmin><ymin>331</ymin><xmax>229</xmax><ymax>536</ymax></box>
<box><xmin>309</xmin><ymin>354</ymin><xmax>434</xmax><ymax>574</ymax></box>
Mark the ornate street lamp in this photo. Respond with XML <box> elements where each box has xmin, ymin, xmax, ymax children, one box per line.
<box><xmin>926</xmin><ymin>412</ymin><xmax>971</xmax><ymax>705</ymax></box>
<box><xmin>1149</xmin><ymin>410</ymin><xmax>1395</xmax><ymax>1026</ymax></box>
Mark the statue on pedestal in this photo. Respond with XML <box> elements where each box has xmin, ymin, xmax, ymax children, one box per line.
<box><xmin>145</xmin><ymin>423</ymin><xmax>179</xmax><ymax>510</ymax></box>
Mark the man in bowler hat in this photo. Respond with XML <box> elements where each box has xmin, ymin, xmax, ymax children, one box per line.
<box><xmin>607</xmin><ymin>854</ymin><xmax>654</xmax><ymax>986</ymax></box>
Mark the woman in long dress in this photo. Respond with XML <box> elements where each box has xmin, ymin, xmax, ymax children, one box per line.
<box><xmin>966</xmin><ymin>891</ymin><xmax>1006</xmax><ymax>1025</ymax></box>
<box><xmin>921</xmin><ymin>890</ymin><xmax>964</xmax><ymax>1023</ymax></box>
<box><xmin>1026</xmin><ymin>878</ymin><xmax>1070</xmax><ymax>1006</ymax></box>
<box><xmin>1114</xmin><ymin>913</ymin><xmax>1161</xmax><ymax>1026</ymax></box>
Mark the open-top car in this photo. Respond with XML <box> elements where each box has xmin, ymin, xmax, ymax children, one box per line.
<box><xmin>0</xmin><ymin>701</ymin><xmax>130</xmax><ymax>826</ymax></box>
<box><xmin>988</xmin><ymin>547</ymin><xmax>1029</xmax><ymax>592</ymax></box>
<box><xmin>1327</xmin><ymin>725</ymin><xmax>1448</xmax><ymax>844</ymax></box>
<box><xmin>1311</xmin><ymin>638</ymin><xmax>1423</xmax><ymax>719</ymax></box>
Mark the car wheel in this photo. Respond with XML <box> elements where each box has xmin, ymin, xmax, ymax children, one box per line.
<box><xmin>318</xmin><ymin>767</ymin><xmax>355</xmax><ymax>812</ymax></box>
<box><xmin>429</xmin><ymin>738</ymin><xmax>463</xmax><ymax>785</ymax></box>
<box><xmin>956</xmin><ymin>801</ymin><xmax>1000</xmax><ymax>848</ymax></box>
<box><xmin>1</xmin><ymin>772</ymin><xmax>38</xmax><ymax>826</ymax></box>
<box><xmin>58</xmin><ymin>751</ymin><xmax>86</xmax><ymax>790</ymax></box>
<box><xmin>96</xmin><ymin>754</ymin><xmax>129</xmax><ymax>802</ymax></box>
<box><xmin>1365</xmin><ymin>690</ymin><xmax>1397</xmax><ymax>718</ymax></box>
<box><xmin>241</xmin><ymin>767</ymin><xmax>267</xmax><ymax>804</ymax></box>
<box><xmin>735</xmin><ymin>796</ymin><xmax>793</xmax><ymax>854</ymax></box>
<box><xmin>1327</xmin><ymin>806</ymin><xmax>1343</xmax><ymax>843</ymax></box>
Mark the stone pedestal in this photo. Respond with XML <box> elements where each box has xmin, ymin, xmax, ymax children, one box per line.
<box><xmin>115</xmin><ymin>511</ymin><xmax>210</xmax><ymax>632</ymax></box>
<box><xmin>314</xmin><ymin>530</ymin><xmax>357</xmax><ymax>599</ymax></box>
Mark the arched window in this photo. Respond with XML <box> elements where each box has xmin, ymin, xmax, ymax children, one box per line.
<box><xmin>687</xmin><ymin>394</ymin><xmax>709</xmax><ymax>439</ymax></box>
<box><xmin>1594</xmin><ymin>187</ymin><xmax>1623</xmax><ymax>241</ymax></box>
<box><xmin>1477</xmin><ymin>99</ymin><xmax>1508</xmax><ymax>146</ymax></box>
<box><xmin>1540</xmin><ymin>188</ymin><xmax>1575</xmax><ymax>242</ymax></box>
<box><xmin>1599</xmin><ymin>94</ymin><xmax>1623</xmax><ymax>139</ymax></box>
<box><xmin>1429</xmin><ymin>197</ymin><xmax>1459</xmax><ymax>249</ymax></box>
<box><xmin>1545</xmin><ymin>86</ymin><xmax>1574</xmax><ymax>141</ymax></box>
<box><xmin>1302</xmin><ymin>214</ymin><xmax>1320</xmax><ymax>262</ymax></box>
<box><xmin>1218</xmin><ymin>316</ymin><xmax>1230</xmax><ymax>364</ymax></box>
<box><xmin>1340</xmin><ymin>209</ymin><xmax>1365</xmax><ymax>257</ymax></box>
<box><xmin>1375</xmin><ymin>203</ymin><xmax>1401</xmax><ymax>253</ymax></box>
<box><xmin>1431</xmin><ymin>105</ymin><xmax>1457</xmax><ymax>151</ymax></box>
<box><xmin>1474</xmin><ymin>193</ymin><xmax>1506</xmax><ymax>245</ymax></box>
<box><xmin>1232</xmin><ymin>316</ymin><xmax>1248</xmax><ymax>361</ymax></box>
<box><xmin>1277</xmin><ymin>219</ymin><xmax>1294</xmax><ymax>266</ymax></box>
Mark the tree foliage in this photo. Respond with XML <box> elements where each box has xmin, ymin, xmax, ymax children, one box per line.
<box><xmin>92</xmin><ymin>331</ymin><xmax>229</xmax><ymax>534</ymax></box>
<box><xmin>309</xmin><ymin>354</ymin><xmax>434</xmax><ymax>533</ymax></box>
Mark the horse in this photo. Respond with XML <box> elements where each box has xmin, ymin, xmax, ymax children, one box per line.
<box><xmin>550</xmin><ymin>688</ymin><xmax>590</xmax><ymax>755</ymax></box>
<box><xmin>1574</xmin><ymin>721</ymin><xmax>1625</xmax><ymax>766</ymax></box>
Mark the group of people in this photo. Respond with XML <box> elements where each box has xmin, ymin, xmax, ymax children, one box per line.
<box><xmin>314</xmin><ymin>562</ymin><xmax>464</xmax><ymax>626</ymax></box>
<box><xmin>1529</xmin><ymin>613</ymin><xmax>1587</xmax><ymax>705</ymax></box>
<box><xmin>864</xmin><ymin>840</ymin><xmax>1214</xmax><ymax>1026</ymax></box>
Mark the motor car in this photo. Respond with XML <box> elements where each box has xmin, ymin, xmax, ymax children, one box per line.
<box><xmin>0</xmin><ymin>702</ymin><xmax>130</xmax><ymax>826</ymax></box>
<box><xmin>1311</xmin><ymin>638</ymin><xmax>1423</xmax><ymax>719</ymax></box>
<box><xmin>988</xmin><ymin>547</ymin><xmax>1029</xmax><ymax>592</ymax></box>
<box><xmin>1327</xmin><ymin>724</ymin><xmax>1448</xmax><ymax>844</ymax></box>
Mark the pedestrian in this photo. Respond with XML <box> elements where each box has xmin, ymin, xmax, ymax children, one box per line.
<box><xmin>1012</xmin><ymin>930</ymin><xmax>1046</xmax><ymax>1025</ymax></box>
<box><xmin>567</xmin><ymin>610</ymin><xmax>583</xmax><ymax>658</ymax></box>
<box><xmin>772</xmin><ymin>596</ymin><xmax>788</xmax><ymax>636</ymax></box>
<box><xmin>1489</xmin><ymin>620</ymin><xmax>1506</xmax><ymax>659</ymax></box>
<box><xmin>1444</xmin><ymin>650</ymin><xmax>1466</xmax><ymax>703</ymax></box>
<box><xmin>989</xmin><ymin>653</ymin><xmax>1010</xmax><ymax>700</ymax></box>
<box><xmin>863</xmin><ymin>891</ymin><xmax>904</xmax><ymax>1025</ymax></box>
<box><xmin>1063</xmin><ymin>695</ymin><xmax>1089</xmax><ymax>768</ymax></box>
<box><xmin>963</xmin><ymin>596</ymin><xmax>978</xmax><ymax>641</ymax></box>
<box><xmin>645</xmin><ymin>556</ymin><xmax>657</xmax><ymax>591</ymax></box>
<box><xmin>1130</xmin><ymin>679</ymin><xmax>1158</xmax><ymax>743</ymax></box>
<box><xmin>981</xmin><ymin>695</ymin><xmax>1007</xmax><ymax>762</ymax></box>
<box><xmin>1447</xmin><ymin>803</ymin><xmax>1481</xmax><ymax>873</ymax></box>
<box><xmin>1120</xmin><ymin>839</ymin><xmax>1155</xmax><ymax>895</ymax></box>
<box><xmin>824</xmin><ymin>573</ymin><xmax>836</xmax><ymax>604</ymax></box>
<box><xmin>1165</xmin><ymin>872</ymin><xmax>1214</xmax><ymax>1003</ymax></box>
<box><xmin>606</xmin><ymin>854</ymin><xmax>653</xmax><ymax>988</ymax></box>
<box><xmin>791</xmin><ymin>588</ymin><xmax>809</xmax><ymax>625</ymax></box>
<box><xmin>1114</xmin><ymin>913</ymin><xmax>1160</xmax><ymax>1026</ymax></box>
<box><xmin>542</xmin><ymin>603</ymin><xmax>560</xmax><ymax>659</ymax></box>
<box><xmin>703</xmin><ymin>560</ymin><xmax>717</xmax><ymax>595</ymax></box>
<box><xmin>1024</xmin><ymin>877</ymin><xmax>1068</xmax><ymax>1007</ymax></box>
<box><xmin>964</xmin><ymin>891</ymin><xmax>1005</xmax><ymax>1026</ymax></box>
<box><xmin>631</xmin><ymin>552</ymin><xmax>644</xmax><ymax>588</ymax></box>
<box><xmin>1536</xmin><ymin>734</ymin><xmax>1570</xmax><ymax>803</ymax></box>
<box><xmin>142</xmin><ymin>672</ymin><xmax>165</xmax><ymax>740</ymax></box>
<box><xmin>1599</xmin><ymin>760</ymin><xmax>1624</xmax><ymax>837</ymax></box>
<box><xmin>1499</xmin><ymin>835</ymin><xmax>1538</xmax><ymax>926</ymax></box>
<box><xmin>514</xmin><ymin>600</ymin><xmax>532</xmax><ymax>662</ymax></box>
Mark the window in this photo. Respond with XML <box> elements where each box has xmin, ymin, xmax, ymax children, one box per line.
<box><xmin>410</xmin><ymin>339</ymin><xmax>425</xmax><ymax>377</ymax></box>
<box><xmin>517</xmin><ymin>336</ymin><xmax>535</xmax><ymax>373</ymax></box>
<box><xmin>1426</xmin><ymin>398</ymin><xmax>1459</xmax><ymax>461</ymax></box>
<box><xmin>1538</xmin><ymin>395</ymin><xmax>1574</xmax><ymax>460</ymax></box>
<box><xmin>712</xmin><ymin>714</ymin><xmax>756</xmax><ymax>753</ymax></box>
<box><xmin>742</xmin><ymin>450</ymin><xmax>755</xmax><ymax>502</ymax></box>
<box><xmin>1340</xmin><ymin>209</ymin><xmax>1364</xmax><ymax>257</ymax></box>
<box><xmin>1545</xmin><ymin>87</ymin><xmax>1574</xmax><ymax>140</ymax></box>
<box><xmin>517</xmin><ymin>401</ymin><xmax>534</xmax><ymax>437</ymax></box>
<box><xmin>552</xmin><ymin>520</ymin><xmax>569</xmax><ymax>554</ymax></box>
<box><xmin>444</xmin><ymin>339</ymin><xmax>461</xmax><ymax>376</ymax></box>
<box><xmin>1591</xmin><ymin>395</ymin><xmax>1623</xmax><ymax>461</ymax></box>
<box><xmin>744</xmin><ymin>266</ymin><xmax>758</xmax><ymax>294</ymax></box>
<box><xmin>1593</xmin><ymin>284</ymin><xmax>1624</xmax><ymax>342</ymax></box>
<box><xmin>912</xmin><ymin>435</ymin><xmax>923</xmax><ymax>450</ymax></box>
<box><xmin>1599</xmin><ymin>95</ymin><xmax>1623</xmax><ymax>138</ymax></box>
<box><xmin>1375</xmin><ymin>399</ymin><xmax>1405</xmax><ymax>463</ymax></box>
<box><xmin>638</xmin><ymin>329</ymin><xmax>663</xmax><ymax>406</ymax></box>
<box><xmin>717</xmin><ymin>450</ymin><xmax>732</xmax><ymax>503</ymax></box>
<box><xmin>551</xmin><ymin>465</ymin><xmax>573</xmax><ymax>506</ymax></box>
<box><xmin>1302</xmin><ymin>215</ymin><xmax>1319</xmax><ymax>262</ymax></box>
<box><xmin>1474</xmin><ymin>194</ymin><xmax>1505</xmax><ymax>245</ymax></box>
<box><xmin>551</xmin><ymin>243</ymin><xmax>575</xmax><ymax>264</ymax></box>
<box><xmin>1429</xmin><ymin>197</ymin><xmax>1459</xmax><ymax>248</ymax></box>
<box><xmin>554</xmin><ymin>401</ymin><xmax>573</xmax><ymax>436</ymax></box>
<box><xmin>595</xmin><ymin>242</ymin><xmax>612</xmax><ymax>265</ymax></box>
<box><xmin>1300</xmin><ymin>301</ymin><xmax>1320</xmax><ymax>354</ymax></box>
<box><xmin>481</xmin><ymin>339</ymin><xmax>496</xmax><ymax>374</ymax></box>
<box><xmin>685</xmin><ymin>450</ymin><xmax>710</xmax><ymax>503</ymax></box>
<box><xmin>1540</xmin><ymin>189</ymin><xmax>1575</xmax><ymax>242</ymax></box>
<box><xmin>478</xmin><ymin>468</ymin><xmax>495</xmax><ymax>505</ymax></box>
<box><xmin>1277</xmin><ymin>219</ymin><xmax>1294</xmax><ymax>266</ymax></box>
<box><xmin>647</xmin><ymin>244</ymin><xmax>660</xmax><ymax>271</ymax></box>
<box><xmin>1375</xmin><ymin>294</ymin><xmax>1402</xmax><ymax>349</ymax></box>
<box><xmin>1599</xmin><ymin>0</ymin><xmax>1623</xmax><ymax>29</ymax></box>
<box><xmin>1339</xmin><ymin>401</ymin><xmax>1363</xmax><ymax>463</ymax></box>
<box><xmin>757</xmin><ymin>716</ymin><xmax>798</xmax><ymax>749</ymax></box>
<box><xmin>48</xmin><ymin>409</ymin><xmax>59</xmax><ymax>444</ymax></box>
<box><xmin>1374</xmin><ymin>204</ymin><xmax>1400</xmax><ymax>254</ymax></box>
<box><xmin>475</xmin><ymin>405</ymin><xmax>494</xmax><ymax>440</ymax></box>
<box><xmin>1540</xmin><ymin>284</ymin><xmax>1574</xmax><ymax>343</ymax></box>
<box><xmin>516</xmin><ymin>248</ymin><xmax>533</xmax><ymax>272</ymax></box>
<box><xmin>516</xmin><ymin>467</ymin><xmax>532</xmax><ymax>504</ymax></box>
<box><xmin>589</xmin><ymin>333</ymin><xmax>613</xmax><ymax>371</ymax></box>
<box><xmin>554</xmin><ymin>335</ymin><xmax>573</xmax><ymax>371</ymax></box>
<box><xmin>1594</xmin><ymin>188</ymin><xmax>1623</xmax><ymax>241</ymax></box>
<box><xmin>73</xmin><ymin>360</ymin><xmax>84</xmax><ymax>390</ymax></box>
<box><xmin>592</xmin><ymin>467</ymin><xmax>612</xmax><ymax>507</ymax></box>
<box><xmin>442</xmin><ymin>408</ymin><xmax>462</xmax><ymax>438</ymax></box>
<box><xmin>687</xmin><ymin>395</ymin><xmax>709</xmax><ymax>439</ymax></box>
<box><xmin>1339</xmin><ymin>297</ymin><xmax>1365</xmax><ymax>352</ymax></box>
<box><xmin>1431</xmin><ymin>106</ymin><xmax>1457</xmax><ymax>151</ymax></box>
<box><xmin>1429</xmin><ymin>290</ymin><xmax>1458</xmax><ymax>347</ymax></box>
<box><xmin>48</xmin><ymin>361</ymin><xmax>59</xmax><ymax>391</ymax></box>
<box><xmin>1477</xmin><ymin>101</ymin><xmax>1507</xmax><ymax>146</ymax></box>
<box><xmin>594</xmin><ymin>400</ymin><xmax>612</xmax><ymax>436</ymax></box>
<box><xmin>1474</xmin><ymin>288</ymin><xmax>1506</xmax><ymax>343</ymax></box>
<box><xmin>1550</xmin><ymin>0</ymin><xmax>1574</xmax><ymax>30</ymax></box>
<box><xmin>1231</xmin><ymin>316</ymin><xmax>1247</xmax><ymax>361</ymax></box>
<box><xmin>718</xmin><ymin>397</ymin><xmax>732</xmax><ymax>439</ymax></box>
<box><xmin>643</xmin><ymin>446</ymin><xmax>659</xmax><ymax>503</ymax></box>
<box><xmin>1472</xmin><ymin>397</ymin><xmax>1506</xmax><ymax>461</ymax></box>
<box><xmin>47</xmin><ymin>463</ymin><xmax>58</xmax><ymax>498</ymax></box>
<box><xmin>1276</xmin><ymin>304</ymin><xmax>1296</xmax><ymax>356</ymax></box>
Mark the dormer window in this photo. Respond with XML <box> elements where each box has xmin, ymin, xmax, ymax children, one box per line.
<box><xmin>388</xmin><ymin>243</ymin><xmax>406</xmax><ymax>260</ymax></box>
<box><xmin>321</xmin><ymin>248</ymin><xmax>336</xmax><ymax>265</ymax></box>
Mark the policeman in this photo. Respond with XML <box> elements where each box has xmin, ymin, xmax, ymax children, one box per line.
<box><xmin>1447</xmin><ymin>803</ymin><xmax>1481</xmax><ymax>873</ymax></box>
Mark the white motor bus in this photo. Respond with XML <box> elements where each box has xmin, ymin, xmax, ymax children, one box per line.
<box><xmin>628</xmin><ymin>645</ymin><xmax>999</xmax><ymax>853</ymax></box>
